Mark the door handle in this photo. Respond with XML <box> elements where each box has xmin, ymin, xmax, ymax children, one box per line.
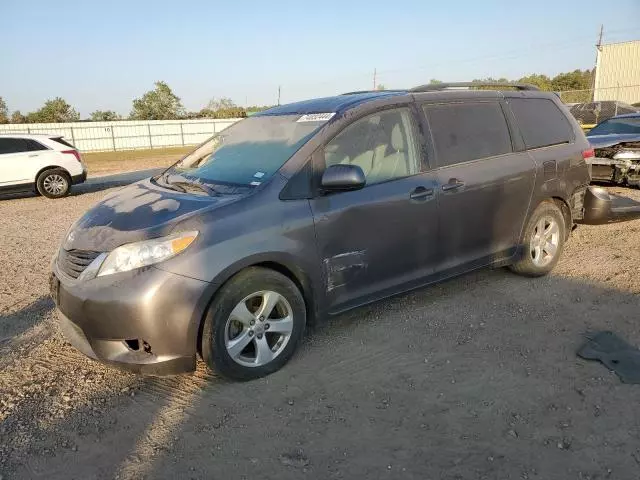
<box><xmin>28</xmin><ymin>154</ymin><xmax>39</xmax><ymax>157</ymax></box>
<box><xmin>409</xmin><ymin>186</ymin><xmax>434</xmax><ymax>201</ymax></box>
<box><xmin>442</xmin><ymin>178</ymin><xmax>465</xmax><ymax>191</ymax></box>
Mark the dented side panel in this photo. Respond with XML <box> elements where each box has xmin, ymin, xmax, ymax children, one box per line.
<box><xmin>310</xmin><ymin>173</ymin><xmax>439</xmax><ymax>313</ymax></box>
<box><xmin>323</xmin><ymin>250</ymin><xmax>367</xmax><ymax>292</ymax></box>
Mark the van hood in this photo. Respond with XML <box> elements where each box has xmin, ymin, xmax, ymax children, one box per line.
<box><xmin>587</xmin><ymin>133</ymin><xmax>640</xmax><ymax>149</ymax></box>
<box><xmin>64</xmin><ymin>179</ymin><xmax>247</xmax><ymax>252</ymax></box>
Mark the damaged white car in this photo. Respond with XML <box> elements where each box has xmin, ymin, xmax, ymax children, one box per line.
<box><xmin>587</xmin><ymin>113</ymin><xmax>640</xmax><ymax>186</ymax></box>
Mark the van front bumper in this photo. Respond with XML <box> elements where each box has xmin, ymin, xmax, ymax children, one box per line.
<box><xmin>51</xmin><ymin>262</ymin><xmax>209</xmax><ymax>375</ymax></box>
<box><xmin>577</xmin><ymin>185</ymin><xmax>640</xmax><ymax>225</ymax></box>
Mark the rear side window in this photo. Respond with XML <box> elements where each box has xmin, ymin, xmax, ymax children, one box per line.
<box><xmin>24</xmin><ymin>139</ymin><xmax>48</xmax><ymax>151</ymax></box>
<box><xmin>0</xmin><ymin>138</ymin><xmax>47</xmax><ymax>154</ymax></box>
<box><xmin>509</xmin><ymin>98</ymin><xmax>573</xmax><ymax>149</ymax></box>
<box><xmin>423</xmin><ymin>102</ymin><xmax>512</xmax><ymax>167</ymax></box>
<box><xmin>51</xmin><ymin>137</ymin><xmax>75</xmax><ymax>149</ymax></box>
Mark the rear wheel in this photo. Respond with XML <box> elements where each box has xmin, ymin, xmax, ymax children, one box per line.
<box><xmin>509</xmin><ymin>201</ymin><xmax>565</xmax><ymax>277</ymax></box>
<box><xmin>36</xmin><ymin>169</ymin><xmax>70</xmax><ymax>198</ymax></box>
<box><xmin>201</xmin><ymin>267</ymin><xmax>306</xmax><ymax>380</ymax></box>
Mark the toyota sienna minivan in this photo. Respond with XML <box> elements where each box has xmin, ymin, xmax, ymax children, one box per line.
<box><xmin>51</xmin><ymin>83</ymin><xmax>593</xmax><ymax>380</ymax></box>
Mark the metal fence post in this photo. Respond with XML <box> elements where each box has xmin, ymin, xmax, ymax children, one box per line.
<box><xmin>147</xmin><ymin>124</ymin><xmax>153</xmax><ymax>149</ymax></box>
<box><xmin>180</xmin><ymin>122</ymin><xmax>185</xmax><ymax>146</ymax></box>
<box><xmin>27</xmin><ymin>127</ymin><xmax>31</xmax><ymax>134</ymax></box>
<box><xmin>70</xmin><ymin>126</ymin><xmax>76</xmax><ymax>146</ymax></box>
<box><xmin>110</xmin><ymin>125</ymin><xmax>116</xmax><ymax>151</ymax></box>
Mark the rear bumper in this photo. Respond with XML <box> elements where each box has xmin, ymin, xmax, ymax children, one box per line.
<box><xmin>71</xmin><ymin>170</ymin><xmax>87</xmax><ymax>185</ymax></box>
<box><xmin>51</xmin><ymin>262</ymin><xmax>210</xmax><ymax>375</ymax></box>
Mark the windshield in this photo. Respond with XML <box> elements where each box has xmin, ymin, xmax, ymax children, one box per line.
<box><xmin>164</xmin><ymin>114</ymin><xmax>327</xmax><ymax>187</ymax></box>
<box><xmin>588</xmin><ymin>117</ymin><xmax>640</xmax><ymax>136</ymax></box>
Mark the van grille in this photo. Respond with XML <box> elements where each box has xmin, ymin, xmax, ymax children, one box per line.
<box><xmin>58</xmin><ymin>249</ymin><xmax>101</xmax><ymax>279</ymax></box>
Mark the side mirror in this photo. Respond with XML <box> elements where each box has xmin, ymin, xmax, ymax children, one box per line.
<box><xmin>321</xmin><ymin>164</ymin><xmax>366</xmax><ymax>192</ymax></box>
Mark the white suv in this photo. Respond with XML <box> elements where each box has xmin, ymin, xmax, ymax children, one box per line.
<box><xmin>0</xmin><ymin>134</ymin><xmax>87</xmax><ymax>198</ymax></box>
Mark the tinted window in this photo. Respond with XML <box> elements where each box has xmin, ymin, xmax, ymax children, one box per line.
<box><xmin>0</xmin><ymin>138</ymin><xmax>31</xmax><ymax>154</ymax></box>
<box><xmin>324</xmin><ymin>108</ymin><xmax>420</xmax><ymax>185</ymax></box>
<box><xmin>510</xmin><ymin>98</ymin><xmax>573</xmax><ymax>149</ymax></box>
<box><xmin>24</xmin><ymin>139</ymin><xmax>48</xmax><ymax>151</ymax></box>
<box><xmin>423</xmin><ymin>102</ymin><xmax>512</xmax><ymax>167</ymax></box>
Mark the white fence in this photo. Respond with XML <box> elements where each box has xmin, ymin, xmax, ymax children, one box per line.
<box><xmin>0</xmin><ymin>118</ymin><xmax>243</xmax><ymax>153</ymax></box>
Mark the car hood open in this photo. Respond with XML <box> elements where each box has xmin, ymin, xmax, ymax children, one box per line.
<box><xmin>587</xmin><ymin>133</ymin><xmax>640</xmax><ymax>149</ymax></box>
<box><xmin>63</xmin><ymin>178</ymin><xmax>247</xmax><ymax>252</ymax></box>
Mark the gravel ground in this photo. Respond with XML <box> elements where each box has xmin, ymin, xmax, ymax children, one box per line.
<box><xmin>2</xmin><ymin>181</ymin><xmax>640</xmax><ymax>480</ymax></box>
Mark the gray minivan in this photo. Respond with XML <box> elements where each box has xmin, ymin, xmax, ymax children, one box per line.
<box><xmin>50</xmin><ymin>83</ymin><xmax>593</xmax><ymax>379</ymax></box>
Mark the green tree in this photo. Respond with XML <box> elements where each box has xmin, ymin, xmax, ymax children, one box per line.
<box><xmin>130</xmin><ymin>81</ymin><xmax>185</xmax><ymax>120</ymax></box>
<box><xmin>550</xmin><ymin>69</ymin><xmax>592</xmax><ymax>103</ymax></box>
<box><xmin>0</xmin><ymin>96</ymin><xmax>8</xmax><ymax>124</ymax></box>
<box><xmin>428</xmin><ymin>79</ymin><xmax>443</xmax><ymax>85</ymax></box>
<box><xmin>198</xmin><ymin>106</ymin><xmax>246</xmax><ymax>119</ymax></box>
<box><xmin>517</xmin><ymin>74</ymin><xmax>553</xmax><ymax>91</ymax></box>
<box><xmin>207</xmin><ymin>97</ymin><xmax>236</xmax><ymax>111</ymax></box>
<box><xmin>246</xmin><ymin>105</ymin><xmax>273</xmax><ymax>113</ymax></box>
<box><xmin>10</xmin><ymin>110</ymin><xmax>26</xmax><ymax>124</ymax></box>
<box><xmin>90</xmin><ymin>110</ymin><xmax>121</xmax><ymax>121</ymax></box>
<box><xmin>470</xmin><ymin>77</ymin><xmax>510</xmax><ymax>90</ymax></box>
<box><xmin>200</xmin><ymin>97</ymin><xmax>247</xmax><ymax>119</ymax></box>
<box><xmin>550</xmin><ymin>69</ymin><xmax>592</xmax><ymax>92</ymax></box>
<box><xmin>376</xmin><ymin>84</ymin><xmax>386</xmax><ymax>91</ymax></box>
<box><xmin>27</xmin><ymin>97</ymin><xmax>80</xmax><ymax>123</ymax></box>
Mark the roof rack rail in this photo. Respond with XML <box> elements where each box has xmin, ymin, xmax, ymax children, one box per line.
<box><xmin>340</xmin><ymin>89</ymin><xmax>406</xmax><ymax>95</ymax></box>
<box><xmin>409</xmin><ymin>82</ymin><xmax>539</xmax><ymax>92</ymax></box>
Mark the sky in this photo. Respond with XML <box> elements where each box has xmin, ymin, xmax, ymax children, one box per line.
<box><xmin>1</xmin><ymin>0</ymin><xmax>639</xmax><ymax>117</ymax></box>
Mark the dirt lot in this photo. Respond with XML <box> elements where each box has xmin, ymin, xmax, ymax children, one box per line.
<box><xmin>82</xmin><ymin>147</ymin><xmax>191</xmax><ymax>176</ymax></box>
<box><xmin>2</xmin><ymin>181</ymin><xmax>640</xmax><ymax>480</ymax></box>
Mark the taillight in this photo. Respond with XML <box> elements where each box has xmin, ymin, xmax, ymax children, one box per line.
<box><xmin>62</xmin><ymin>149</ymin><xmax>82</xmax><ymax>162</ymax></box>
<box><xmin>582</xmin><ymin>148</ymin><xmax>595</xmax><ymax>160</ymax></box>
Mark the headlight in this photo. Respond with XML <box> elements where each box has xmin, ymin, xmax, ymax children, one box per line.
<box><xmin>613</xmin><ymin>149</ymin><xmax>640</xmax><ymax>161</ymax></box>
<box><xmin>97</xmin><ymin>231</ymin><xmax>198</xmax><ymax>277</ymax></box>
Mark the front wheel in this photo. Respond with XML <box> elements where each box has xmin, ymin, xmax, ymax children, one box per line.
<box><xmin>509</xmin><ymin>201</ymin><xmax>566</xmax><ymax>277</ymax></box>
<box><xmin>201</xmin><ymin>267</ymin><xmax>306</xmax><ymax>380</ymax></box>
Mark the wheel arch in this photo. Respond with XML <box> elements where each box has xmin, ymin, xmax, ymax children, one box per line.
<box><xmin>194</xmin><ymin>255</ymin><xmax>320</xmax><ymax>358</ymax></box>
<box><xmin>35</xmin><ymin>165</ymin><xmax>71</xmax><ymax>183</ymax></box>
<box><xmin>551</xmin><ymin>196</ymin><xmax>572</xmax><ymax>239</ymax></box>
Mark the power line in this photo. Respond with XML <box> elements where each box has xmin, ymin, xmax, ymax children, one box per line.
<box><xmin>302</xmin><ymin>27</ymin><xmax>640</xmax><ymax>89</ymax></box>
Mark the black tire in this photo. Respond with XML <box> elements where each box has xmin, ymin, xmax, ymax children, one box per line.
<box><xmin>509</xmin><ymin>201</ymin><xmax>566</xmax><ymax>277</ymax></box>
<box><xmin>36</xmin><ymin>168</ymin><xmax>71</xmax><ymax>199</ymax></box>
<box><xmin>201</xmin><ymin>267</ymin><xmax>306</xmax><ymax>380</ymax></box>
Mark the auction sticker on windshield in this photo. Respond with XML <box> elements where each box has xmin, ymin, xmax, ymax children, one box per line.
<box><xmin>297</xmin><ymin>113</ymin><xmax>336</xmax><ymax>122</ymax></box>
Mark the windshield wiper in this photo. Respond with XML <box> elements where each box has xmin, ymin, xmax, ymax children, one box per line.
<box><xmin>169</xmin><ymin>180</ymin><xmax>218</xmax><ymax>197</ymax></box>
<box><xmin>154</xmin><ymin>172</ymin><xmax>187</xmax><ymax>193</ymax></box>
<box><xmin>155</xmin><ymin>171</ymin><xmax>218</xmax><ymax>196</ymax></box>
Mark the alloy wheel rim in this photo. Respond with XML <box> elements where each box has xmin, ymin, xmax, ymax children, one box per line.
<box><xmin>530</xmin><ymin>216</ymin><xmax>560</xmax><ymax>267</ymax></box>
<box><xmin>43</xmin><ymin>174</ymin><xmax>67</xmax><ymax>195</ymax></box>
<box><xmin>224</xmin><ymin>290</ymin><xmax>294</xmax><ymax>367</ymax></box>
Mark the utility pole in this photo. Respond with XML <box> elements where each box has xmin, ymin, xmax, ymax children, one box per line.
<box><xmin>597</xmin><ymin>24</ymin><xmax>604</xmax><ymax>48</ymax></box>
<box><xmin>591</xmin><ymin>24</ymin><xmax>603</xmax><ymax>101</ymax></box>
<box><xmin>277</xmin><ymin>85</ymin><xmax>281</xmax><ymax>106</ymax></box>
<box><xmin>373</xmin><ymin>68</ymin><xmax>377</xmax><ymax>90</ymax></box>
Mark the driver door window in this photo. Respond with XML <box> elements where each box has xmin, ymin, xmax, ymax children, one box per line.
<box><xmin>323</xmin><ymin>108</ymin><xmax>420</xmax><ymax>185</ymax></box>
